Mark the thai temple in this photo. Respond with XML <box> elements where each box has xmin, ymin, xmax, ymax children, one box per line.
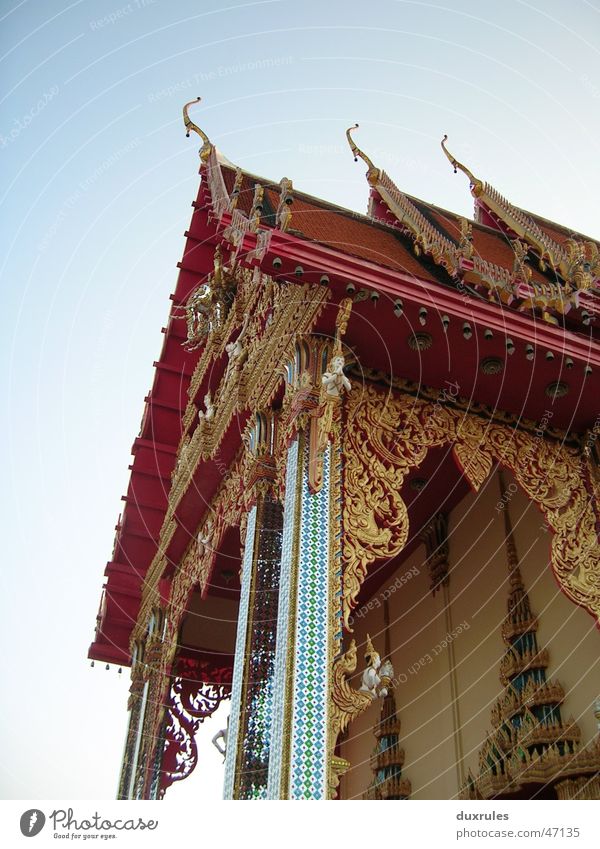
<box><xmin>89</xmin><ymin>98</ymin><xmax>600</xmax><ymax>800</ymax></box>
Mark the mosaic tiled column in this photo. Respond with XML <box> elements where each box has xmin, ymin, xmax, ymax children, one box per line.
<box><xmin>117</xmin><ymin>676</ymin><xmax>143</xmax><ymax>799</ymax></box>
<box><xmin>118</xmin><ymin>616</ymin><xmax>159</xmax><ymax>800</ymax></box>
<box><xmin>266</xmin><ymin>439</ymin><xmax>300</xmax><ymax>798</ymax></box>
<box><xmin>223</xmin><ymin>495</ymin><xmax>284</xmax><ymax>799</ymax></box>
<box><xmin>267</xmin><ymin>434</ymin><xmax>338</xmax><ymax>799</ymax></box>
<box><xmin>223</xmin><ymin>505</ymin><xmax>257</xmax><ymax>799</ymax></box>
<box><xmin>290</xmin><ymin>439</ymin><xmax>332</xmax><ymax>799</ymax></box>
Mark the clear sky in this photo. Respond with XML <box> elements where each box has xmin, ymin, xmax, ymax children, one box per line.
<box><xmin>1</xmin><ymin>0</ymin><xmax>599</xmax><ymax>801</ymax></box>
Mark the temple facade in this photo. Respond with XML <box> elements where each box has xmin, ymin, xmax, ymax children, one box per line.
<box><xmin>89</xmin><ymin>99</ymin><xmax>600</xmax><ymax>800</ymax></box>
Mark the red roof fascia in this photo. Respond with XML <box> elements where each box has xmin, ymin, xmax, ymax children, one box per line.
<box><xmin>232</xmin><ymin>223</ymin><xmax>600</xmax><ymax>367</ymax></box>
<box><xmin>89</xmin><ymin>180</ymin><xmax>221</xmax><ymax>665</ymax></box>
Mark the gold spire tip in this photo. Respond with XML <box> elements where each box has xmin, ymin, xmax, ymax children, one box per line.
<box><xmin>440</xmin><ymin>134</ymin><xmax>482</xmax><ymax>196</ymax></box>
<box><xmin>182</xmin><ymin>96</ymin><xmax>213</xmax><ymax>161</ymax></box>
<box><xmin>346</xmin><ymin>123</ymin><xmax>379</xmax><ymax>184</ymax></box>
<box><xmin>346</xmin><ymin>123</ymin><xmax>360</xmax><ymax>163</ymax></box>
<box><xmin>441</xmin><ymin>134</ymin><xmax>458</xmax><ymax>173</ymax></box>
<box><xmin>364</xmin><ymin>633</ymin><xmax>377</xmax><ymax>661</ymax></box>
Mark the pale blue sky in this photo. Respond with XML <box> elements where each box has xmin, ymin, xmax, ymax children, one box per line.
<box><xmin>1</xmin><ymin>0</ymin><xmax>599</xmax><ymax>800</ymax></box>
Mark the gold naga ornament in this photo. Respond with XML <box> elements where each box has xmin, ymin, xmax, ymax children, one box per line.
<box><xmin>329</xmin><ymin>633</ymin><xmax>393</xmax><ymax>796</ymax></box>
<box><xmin>347</xmin><ymin>125</ymin><xmax>554</xmax><ymax>308</ymax></box>
<box><xmin>183</xmin><ymin>96</ymin><xmax>213</xmax><ymax>162</ymax></box>
<box><xmin>347</xmin><ymin>124</ymin><xmax>459</xmax><ymax>275</ymax></box>
<box><xmin>441</xmin><ymin>134</ymin><xmax>600</xmax><ymax>311</ymax></box>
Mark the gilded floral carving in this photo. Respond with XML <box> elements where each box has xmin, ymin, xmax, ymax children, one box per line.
<box><xmin>342</xmin><ymin>382</ymin><xmax>600</xmax><ymax>630</ymax></box>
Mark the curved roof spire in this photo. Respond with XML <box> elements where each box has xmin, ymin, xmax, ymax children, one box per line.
<box><xmin>182</xmin><ymin>97</ymin><xmax>213</xmax><ymax>162</ymax></box>
<box><xmin>441</xmin><ymin>134</ymin><xmax>483</xmax><ymax>196</ymax></box>
<box><xmin>346</xmin><ymin>124</ymin><xmax>380</xmax><ymax>185</ymax></box>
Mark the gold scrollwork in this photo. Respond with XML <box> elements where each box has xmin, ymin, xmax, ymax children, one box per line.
<box><xmin>330</xmin><ymin>639</ymin><xmax>373</xmax><ymax>742</ymax></box>
<box><xmin>342</xmin><ymin>382</ymin><xmax>600</xmax><ymax>630</ymax></box>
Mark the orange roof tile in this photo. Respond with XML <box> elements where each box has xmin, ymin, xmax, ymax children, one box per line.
<box><xmin>220</xmin><ymin>164</ymin><xmax>594</xmax><ymax>290</ymax></box>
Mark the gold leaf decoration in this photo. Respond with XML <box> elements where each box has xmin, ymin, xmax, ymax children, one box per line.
<box><xmin>342</xmin><ymin>382</ymin><xmax>600</xmax><ymax>630</ymax></box>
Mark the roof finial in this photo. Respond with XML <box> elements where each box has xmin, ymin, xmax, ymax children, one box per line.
<box><xmin>182</xmin><ymin>97</ymin><xmax>213</xmax><ymax>162</ymax></box>
<box><xmin>346</xmin><ymin>123</ymin><xmax>380</xmax><ymax>185</ymax></box>
<box><xmin>364</xmin><ymin>633</ymin><xmax>379</xmax><ymax>663</ymax></box>
<box><xmin>441</xmin><ymin>134</ymin><xmax>483</xmax><ymax>197</ymax></box>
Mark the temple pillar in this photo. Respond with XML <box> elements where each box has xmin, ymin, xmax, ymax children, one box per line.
<box><xmin>117</xmin><ymin>610</ymin><xmax>163</xmax><ymax>800</ymax></box>
<box><xmin>223</xmin><ymin>495</ymin><xmax>285</xmax><ymax>798</ymax></box>
<box><xmin>117</xmin><ymin>655</ymin><xmax>144</xmax><ymax>800</ymax></box>
<box><xmin>265</xmin><ymin>324</ymin><xmax>348</xmax><ymax>799</ymax></box>
<box><xmin>224</xmin><ymin>311</ymin><xmax>350</xmax><ymax>800</ymax></box>
<box><xmin>267</xmin><ymin>431</ymin><xmax>338</xmax><ymax>799</ymax></box>
<box><xmin>223</xmin><ymin>408</ymin><xmax>285</xmax><ymax>799</ymax></box>
<box><xmin>223</xmin><ymin>504</ymin><xmax>258</xmax><ymax>798</ymax></box>
<box><xmin>266</xmin><ymin>437</ymin><xmax>301</xmax><ymax>798</ymax></box>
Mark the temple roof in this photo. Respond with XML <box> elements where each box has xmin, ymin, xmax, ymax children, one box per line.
<box><xmin>222</xmin><ymin>163</ymin><xmax>438</xmax><ymax>279</ymax></box>
<box><xmin>218</xmin><ymin>151</ymin><xmax>599</xmax><ymax>335</ymax></box>
<box><xmin>221</xmin><ymin>162</ymin><xmax>591</xmax><ymax>288</ymax></box>
<box><xmin>89</xmin><ymin>108</ymin><xmax>600</xmax><ymax>668</ymax></box>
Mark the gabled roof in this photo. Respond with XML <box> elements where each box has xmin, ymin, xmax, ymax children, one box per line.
<box><xmin>89</xmin><ymin>106</ymin><xmax>600</xmax><ymax>668</ymax></box>
<box><xmin>221</xmin><ymin>163</ymin><xmax>441</xmax><ymax>281</ymax></box>
<box><xmin>217</xmin><ymin>149</ymin><xmax>598</xmax><ymax>332</ymax></box>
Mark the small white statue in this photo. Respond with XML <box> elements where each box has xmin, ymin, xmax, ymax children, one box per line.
<box><xmin>225</xmin><ymin>336</ymin><xmax>243</xmax><ymax>361</ymax></box>
<box><xmin>224</xmin><ymin>316</ymin><xmax>249</xmax><ymax>382</ymax></box>
<box><xmin>212</xmin><ymin>717</ymin><xmax>229</xmax><ymax>761</ymax></box>
<box><xmin>322</xmin><ymin>354</ymin><xmax>351</xmax><ymax>398</ymax></box>
<box><xmin>174</xmin><ymin>437</ymin><xmax>190</xmax><ymax>477</ymax></box>
<box><xmin>359</xmin><ymin>634</ymin><xmax>392</xmax><ymax>700</ymax></box>
<box><xmin>198</xmin><ymin>390</ymin><xmax>214</xmax><ymax>423</ymax></box>
<box><xmin>197</xmin><ymin>518</ymin><xmax>214</xmax><ymax>558</ymax></box>
<box><xmin>184</xmin><ymin>284</ymin><xmax>212</xmax><ymax>346</ymax></box>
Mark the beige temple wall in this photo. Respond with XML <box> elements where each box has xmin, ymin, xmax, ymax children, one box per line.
<box><xmin>339</xmin><ymin>469</ymin><xmax>600</xmax><ymax>800</ymax></box>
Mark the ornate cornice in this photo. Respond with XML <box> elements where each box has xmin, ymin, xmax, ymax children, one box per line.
<box><xmin>348</xmin><ymin>366</ymin><xmax>581</xmax><ymax>447</ymax></box>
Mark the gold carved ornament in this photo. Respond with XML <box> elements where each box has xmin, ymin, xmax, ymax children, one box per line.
<box><xmin>174</xmin><ymin>244</ymin><xmax>238</xmax><ymax>353</ymax></box>
<box><xmin>441</xmin><ymin>134</ymin><xmax>600</xmax><ymax>302</ymax></box>
<box><xmin>182</xmin><ymin>97</ymin><xmax>213</xmax><ymax>162</ymax></box>
<box><xmin>329</xmin><ymin>639</ymin><xmax>375</xmax><ymax>797</ymax></box>
<box><xmin>347</xmin><ymin>127</ymin><xmax>536</xmax><ymax>306</ymax></box>
<box><xmin>186</xmin><ymin>276</ymin><xmax>327</xmax><ymax>467</ymax></box>
<box><xmin>138</xmin><ymin>271</ymin><xmax>328</xmax><ymax>627</ymax></box>
<box><xmin>330</xmin><ymin>640</ymin><xmax>374</xmax><ymax>738</ymax></box>
<box><xmin>348</xmin><ymin>125</ymin><xmax>459</xmax><ymax>275</ymax></box>
<box><xmin>341</xmin><ymin>382</ymin><xmax>600</xmax><ymax>631</ymax></box>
